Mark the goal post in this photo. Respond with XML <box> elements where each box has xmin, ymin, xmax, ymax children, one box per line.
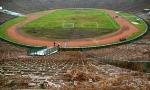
<box><xmin>63</xmin><ymin>22</ymin><xmax>75</xmax><ymax>28</ymax></box>
<box><xmin>82</xmin><ymin>22</ymin><xmax>99</xmax><ymax>29</ymax></box>
<box><xmin>62</xmin><ymin>22</ymin><xmax>100</xmax><ymax>29</ymax></box>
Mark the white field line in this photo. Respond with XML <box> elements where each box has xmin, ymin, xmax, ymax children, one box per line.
<box><xmin>119</xmin><ymin>15</ymin><xmax>143</xmax><ymax>21</ymax></box>
<box><xmin>120</xmin><ymin>15</ymin><xmax>141</xmax><ymax>18</ymax></box>
<box><xmin>81</xmin><ymin>22</ymin><xmax>99</xmax><ymax>29</ymax></box>
<box><xmin>63</xmin><ymin>22</ymin><xmax>75</xmax><ymax>28</ymax></box>
<box><xmin>105</xmin><ymin>12</ymin><xmax>119</xmax><ymax>29</ymax></box>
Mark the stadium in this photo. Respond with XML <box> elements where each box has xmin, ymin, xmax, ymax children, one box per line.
<box><xmin>0</xmin><ymin>0</ymin><xmax>150</xmax><ymax>89</ymax></box>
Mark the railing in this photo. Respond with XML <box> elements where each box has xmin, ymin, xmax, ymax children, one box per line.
<box><xmin>27</xmin><ymin>46</ymin><xmax>59</xmax><ymax>56</ymax></box>
<box><xmin>44</xmin><ymin>46</ymin><xmax>59</xmax><ymax>55</ymax></box>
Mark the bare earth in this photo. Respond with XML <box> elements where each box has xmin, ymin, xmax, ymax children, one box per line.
<box><xmin>6</xmin><ymin>9</ymin><xmax>139</xmax><ymax>47</ymax></box>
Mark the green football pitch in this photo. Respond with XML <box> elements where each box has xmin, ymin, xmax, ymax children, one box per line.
<box><xmin>21</xmin><ymin>9</ymin><xmax>120</xmax><ymax>40</ymax></box>
<box><xmin>23</xmin><ymin>9</ymin><xmax>120</xmax><ymax>29</ymax></box>
<box><xmin>0</xmin><ymin>8</ymin><xmax>148</xmax><ymax>48</ymax></box>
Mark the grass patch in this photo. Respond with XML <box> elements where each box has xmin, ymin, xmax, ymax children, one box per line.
<box><xmin>22</xmin><ymin>9</ymin><xmax>120</xmax><ymax>40</ymax></box>
<box><xmin>23</xmin><ymin>9</ymin><xmax>120</xmax><ymax>29</ymax></box>
<box><xmin>0</xmin><ymin>16</ymin><xmax>26</xmax><ymax>42</ymax></box>
<box><xmin>118</xmin><ymin>12</ymin><xmax>148</xmax><ymax>40</ymax></box>
<box><xmin>24</xmin><ymin>28</ymin><xmax>115</xmax><ymax>40</ymax></box>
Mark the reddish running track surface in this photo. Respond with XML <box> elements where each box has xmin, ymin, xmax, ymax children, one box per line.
<box><xmin>6</xmin><ymin>9</ymin><xmax>139</xmax><ymax>47</ymax></box>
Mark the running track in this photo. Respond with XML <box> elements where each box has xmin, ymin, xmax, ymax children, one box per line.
<box><xmin>6</xmin><ymin>9</ymin><xmax>139</xmax><ymax>47</ymax></box>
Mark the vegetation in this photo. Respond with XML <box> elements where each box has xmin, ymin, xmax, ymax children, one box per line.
<box><xmin>118</xmin><ymin>12</ymin><xmax>148</xmax><ymax>40</ymax></box>
<box><xmin>0</xmin><ymin>17</ymin><xmax>26</xmax><ymax>41</ymax></box>
<box><xmin>22</xmin><ymin>9</ymin><xmax>120</xmax><ymax>40</ymax></box>
<box><xmin>23</xmin><ymin>9</ymin><xmax>120</xmax><ymax>29</ymax></box>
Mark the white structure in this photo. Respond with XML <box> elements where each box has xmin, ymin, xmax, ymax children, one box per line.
<box><xmin>2</xmin><ymin>9</ymin><xmax>24</xmax><ymax>16</ymax></box>
<box><xmin>0</xmin><ymin>6</ymin><xmax>3</xmax><ymax>12</ymax></box>
<box><xmin>29</xmin><ymin>47</ymin><xmax>59</xmax><ymax>56</ymax></box>
<box><xmin>0</xmin><ymin>6</ymin><xmax>2</xmax><ymax>10</ymax></box>
<box><xmin>0</xmin><ymin>6</ymin><xmax>24</xmax><ymax>16</ymax></box>
<box><xmin>144</xmin><ymin>9</ymin><xmax>150</xmax><ymax>13</ymax></box>
<box><xmin>63</xmin><ymin>22</ymin><xmax>75</xmax><ymax>28</ymax></box>
<box><xmin>144</xmin><ymin>9</ymin><xmax>150</xmax><ymax>11</ymax></box>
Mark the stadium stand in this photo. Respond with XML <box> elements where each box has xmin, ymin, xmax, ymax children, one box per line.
<box><xmin>0</xmin><ymin>0</ymin><xmax>150</xmax><ymax>14</ymax></box>
<box><xmin>0</xmin><ymin>13</ymin><xmax>15</xmax><ymax>24</ymax></box>
<box><xmin>0</xmin><ymin>0</ymin><xmax>150</xmax><ymax>89</ymax></box>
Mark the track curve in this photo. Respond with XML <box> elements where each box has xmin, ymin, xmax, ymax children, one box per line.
<box><xmin>6</xmin><ymin>9</ymin><xmax>139</xmax><ymax>47</ymax></box>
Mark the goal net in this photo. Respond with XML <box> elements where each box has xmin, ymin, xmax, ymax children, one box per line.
<box><xmin>63</xmin><ymin>23</ymin><xmax>75</xmax><ymax>28</ymax></box>
<box><xmin>82</xmin><ymin>22</ymin><xmax>99</xmax><ymax>29</ymax></box>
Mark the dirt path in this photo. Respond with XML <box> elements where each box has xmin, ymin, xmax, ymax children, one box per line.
<box><xmin>6</xmin><ymin>10</ymin><xmax>139</xmax><ymax>47</ymax></box>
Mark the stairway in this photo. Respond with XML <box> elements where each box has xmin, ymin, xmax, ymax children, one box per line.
<box><xmin>28</xmin><ymin>46</ymin><xmax>59</xmax><ymax>56</ymax></box>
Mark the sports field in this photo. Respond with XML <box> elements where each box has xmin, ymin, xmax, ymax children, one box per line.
<box><xmin>0</xmin><ymin>9</ymin><xmax>148</xmax><ymax>48</ymax></box>
<box><xmin>22</xmin><ymin>9</ymin><xmax>120</xmax><ymax>40</ymax></box>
